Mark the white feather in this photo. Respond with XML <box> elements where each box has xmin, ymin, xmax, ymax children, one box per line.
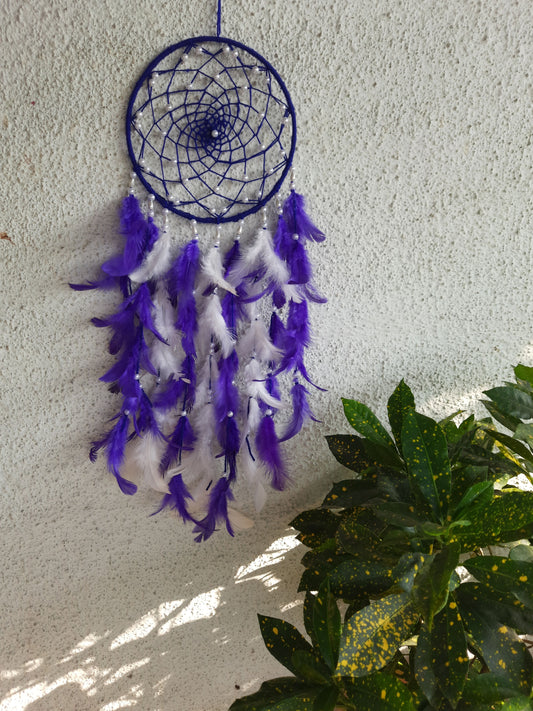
<box><xmin>202</xmin><ymin>293</ymin><xmax>236</xmax><ymax>357</ymax></box>
<box><xmin>244</xmin><ymin>358</ymin><xmax>283</xmax><ymax>409</ymax></box>
<box><xmin>231</xmin><ymin>227</ymin><xmax>289</xmax><ymax>287</ymax></box>
<box><xmin>239</xmin><ymin>450</ymin><xmax>267</xmax><ymax>512</ymax></box>
<box><xmin>128</xmin><ymin>434</ymin><xmax>169</xmax><ymax>493</ymax></box>
<box><xmin>283</xmin><ymin>284</ymin><xmax>304</xmax><ymax>303</ymax></box>
<box><xmin>150</xmin><ymin>284</ymin><xmax>182</xmax><ymax>379</ymax></box>
<box><xmin>129</xmin><ymin>229</ymin><xmax>174</xmax><ymax>283</ymax></box>
<box><xmin>243</xmin><ymin>396</ymin><xmax>263</xmax><ymax>436</ymax></box>
<box><xmin>202</xmin><ymin>245</ymin><xmax>238</xmax><ymax>294</ymax></box>
<box><xmin>238</xmin><ymin>316</ymin><xmax>281</xmax><ymax>364</ymax></box>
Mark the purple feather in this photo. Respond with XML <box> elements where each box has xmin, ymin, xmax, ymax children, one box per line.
<box><xmin>302</xmin><ymin>283</ymin><xmax>327</xmax><ymax>304</ymax></box>
<box><xmin>272</xmin><ymin>288</ymin><xmax>286</xmax><ymax>309</ymax></box>
<box><xmin>287</xmin><ymin>300</ymin><xmax>311</xmax><ymax>347</ymax></box>
<box><xmin>167</xmin><ymin>238</ymin><xmax>200</xmax><ymax>306</ymax></box>
<box><xmin>223</xmin><ymin>238</ymin><xmax>241</xmax><ymax>276</ymax></box>
<box><xmin>194</xmin><ymin>477</ymin><xmax>235</xmax><ymax>541</ymax></box>
<box><xmin>135</xmin><ymin>391</ymin><xmax>161</xmax><ymax>437</ymax></box>
<box><xmin>214</xmin><ymin>353</ymin><xmax>240</xmax><ymax>426</ymax></box>
<box><xmin>132</xmin><ymin>283</ymin><xmax>166</xmax><ymax>343</ymax></box>
<box><xmin>269</xmin><ymin>312</ymin><xmax>289</xmax><ymax>351</ymax></box>
<box><xmin>223</xmin><ymin>417</ymin><xmax>240</xmax><ymax>482</ymax></box>
<box><xmin>259</xmin><ymin>372</ymin><xmax>281</xmax><ymax>414</ymax></box>
<box><xmin>152</xmin><ymin>473</ymin><xmax>196</xmax><ymax>523</ymax></box>
<box><xmin>102</xmin><ymin>196</ymin><xmax>154</xmax><ymax>277</ymax></box>
<box><xmin>69</xmin><ymin>275</ymin><xmax>118</xmax><ymax>291</ymax></box>
<box><xmin>160</xmin><ymin>415</ymin><xmax>196</xmax><ymax>472</ymax></box>
<box><xmin>90</xmin><ymin>414</ymin><xmax>137</xmax><ymax>495</ymax></box>
<box><xmin>92</xmin><ymin>310</ymin><xmax>136</xmax><ymax>356</ymax></box>
<box><xmin>176</xmin><ymin>293</ymin><xmax>197</xmax><ymax>354</ymax></box>
<box><xmin>179</xmin><ymin>354</ymin><xmax>197</xmax><ymax>410</ymax></box>
<box><xmin>282</xmin><ymin>191</ymin><xmax>325</xmax><ymax>243</ymax></box>
<box><xmin>144</xmin><ymin>216</ymin><xmax>159</xmax><ymax>254</ymax></box>
<box><xmin>153</xmin><ymin>377</ymin><xmax>185</xmax><ymax>412</ymax></box>
<box><xmin>255</xmin><ymin>415</ymin><xmax>290</xmax><ymax>491</ymax></box>
<box><xmin>279</xmin><ymin>381</ymin><xmax>320</xmax><ymax>442</ymax></box>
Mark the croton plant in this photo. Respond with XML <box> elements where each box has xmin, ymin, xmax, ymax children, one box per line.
<box><xmin>230</xmin><ymin>365</ymin><xmax>533</xmax><ymax>711</ymax></box>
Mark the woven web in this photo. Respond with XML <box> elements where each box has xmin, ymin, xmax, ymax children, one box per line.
<box><xmin>126</xmin><ymin>37</ymin><xmax>296</xmax><ymax>223</ymax></box>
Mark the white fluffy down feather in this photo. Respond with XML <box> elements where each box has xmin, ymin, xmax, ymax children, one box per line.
<box><xmin>201</xmin><ymin>245</ymin><xmax>238</xmax><ymax>295</ymax></box>
<box><xmin>231</xmin><ymin>227</ymin><xmax>289</xmax><ymax>287</ymax></box>
<box><xmin>237</xmin><ymin>317</ymin><xmax>281</xmax><ymax>364</ymax></box>
<box><xmin>129</xmin><ymin>434</ymin><xmax>169</xmax><ymax>494</ymax></box>
<box><xmin>129</xmin><ymin>229</ymin><xmax>174</xmax><ymax>283</ymax></box>
<box><xmin>243</xmin><ymin>358</ymin><xmax>283</xmax><ymax>409</ymax></box>
<box><xmin>202</xmin><ymin>293</ymin><xmax>236</xmax><ymax>358</ymax></box>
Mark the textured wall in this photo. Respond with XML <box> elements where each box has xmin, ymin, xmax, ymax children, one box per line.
<box><xmin>1</xmin><ymin>0</ymin><xmax>533</xmax><ymax>709</ymax></box>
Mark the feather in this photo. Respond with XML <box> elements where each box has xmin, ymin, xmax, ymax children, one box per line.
<box><xmin>223</xmin><ymin>238</ymin><xmax>241</xmax><ymax>276</ymax></box>
<box><xmin>279</xmin><ymin>381</ymin><xmax>320</xmax><ymax>442</ymax></box>
<box><xmin>243</xmin><ymin>395</ymin><xmax>263</xmax><ymax>436</ymax></box>
<box><xmin>69</xmin><ymin>275</ymin><xmax>118</xmax><ymax>291</ymax></box>
<box><xmin>214</xmin><ymin>353</ymin><xmax>240</xmax><ymax>425</ymax></box>
<box><xmin>175</xmin><ymin>293</ymin><xmax>197</xmax><ymax>354</ymax></box>
<box><xmin>269</xmin><ymin>312</ymin><xmax>289</xmax><ymax>352</ymax></box>
<box><xmin>272</xmin><ymin>287</ymin><xmax>286</xmax><ymax>309</ymax></box>
<box><xmin>243</xmin><ymin>358</ymin><xmax>283</xmax><ymax>409</ymax></box>
<box><xmin>135</xmin><ymin>391</ymin><xmax>161</xmax><ymax>437</ymax></box>
<box><xmin>302</xmin><ymin>282</ymin><xmax>327</xmax><ymax>304</ymax></box>
<box><xmin>129</xmin><ymin>433</ymin><xmax>168</xmax><ymax>493</ymax></box>
<box><xmin>282</xmin><ymin>190</ymin><xmax>325</xmax><ymax>243</ymax></box>
<box><xmin>132</xmin><ymin>283</ymin><xmax>166</xmax><ymax>343</ymax></box>
<box><xmin>167</xmin><ymin>238</ymin><xmax>201</xmax><ymax>306</ymax></box>
<box><xmin>152</xmin><ymin>473</ymin><xmax>195</xmax><ymax>523</ymax></box>
<box><xmin>153</xmin><ymin>376</ymin><xmax>185</xmax><ymax>411</ymax></box>
<box><xmin>238</xmin><ymin>313</ymin><xmax>281</xmax><ymax>364</ymax></box>
<box><xmin>102</xmin><ymin>196</ymin><xmax>154</xmax><ymax>276</ymax></box>
<box><xmin>160</xmin><ymin>414</ymin><xmax>196</xmax><ymax>472</ymax></box>
<box><xmin>90</xmin><ymin>414</ymin><xmax>137</xmax><ymax>495</ymax></box>
<box><xmin>201</xmin><ymin>244</ymin><xmax>238</xmax><ymax>294</ymax></box>
<box><xmin>151</xmin><ymin>282</ymin><xmax>182</xmax><ymax>379</ymax></box>
<box><xmin>92</xmin><ymin>309</ymin><xmax>136</xmax><ymax>356</ymax></box>
<box><xmin>255</xmin><ymin>415</ymin><xmax>290</xmax><ymax>491</ymax></box>
<box><xmin>239</xmin><ymin>447</ymin><xmax>268</xmax><ymax>512</ymax></box>
<box><xmin>202</xmin><ymin>293</ymin><xmax>236</xmax><ymax>357</ymax></box>
<box><xmin>129</xmin><ymin>227</ymin><xmax>173</xmax><ymax>283</ymax></box>
<box><xmin>231</xmin><ymin>227</ymin><xmax>289</xmax><ymax>287</ymax></box>
<box><xmin>193</xmin><ymin>477</ymin><xmax>235</xmax><ymax>541</ymax></box>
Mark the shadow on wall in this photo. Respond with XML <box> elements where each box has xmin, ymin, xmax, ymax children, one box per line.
<box><xmin>0</xmin><ymin>532</ymin><xmax>302</xmax><ymax>711</ymax></box>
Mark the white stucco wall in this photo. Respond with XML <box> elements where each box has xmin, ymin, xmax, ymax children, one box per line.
<box><xmin>1</xmin><ymin>0</ymin><xmax>533</xmax><ymax>709</ymax></box>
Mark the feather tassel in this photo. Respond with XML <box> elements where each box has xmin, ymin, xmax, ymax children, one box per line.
<box><xmin>282</xmin><ymin>190</ymin><xmax>325</xmax><ymax>243</ymax></box>
<box><xmin>160</xmin><ymin>414</ymin><xmax>197</xmax><ymax>472</ymax></box>
<box><xmin>152</xmin><ymin>473</ymin><xmax>195</xmax><ymax>523</ymax></box>
<box><xmin>129</xmin><ymin>227</ymin><xmax>173</xmax><ymax>283</ymax></box>
<box><xmin>194</xmin><ymin>477</ymin><xmax>235</xmax><ymax>541</ymax></box>
<box><xmin>255</xmin><ymin>415</ymin><xmax>290</xmax><ymax>491</ymax></box>
<box><xmin>201</xmin><ymin>244</ymin><xmax>238</xmax><ymax>295</ymax></box>
<box><xmin>90</xmin><ymin>413</ymin><xmax>137</xmax><ymax>495</ymax></box>
<box><xmin>279</xmin><ymin>380</ymin><xmax>320</xmax><ymax>442</ymax></box>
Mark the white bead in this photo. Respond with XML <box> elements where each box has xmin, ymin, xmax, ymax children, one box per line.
<box><xmin>130</xmin><ymin>171</ymin><xmax>136</xmax><ymax>179</ymax></box>
<box><xmin>134</xmin><ymin>374</ymin><xmax>140</xmax><ymax>380</ymax></box>
<box><xmin>139</xmin><ymin>158</ymin><xmax>145</xmax><ymax>166</ymax></box>
<box><xmin>227</xmin><ymin>411</ymin><xmax>234</xmax><ymax>417</ymax></box>
<box><xmin>182</xmin><ymin>53</ymin><xmax>188</xmax><ymax>61</ymax></box>
<box><xmin>215</xmin><ymin>73</ymin><xmax>220</xmax><ymax>80</ymax></box>
<box><xmin>266</xmin><ymin>409</ymin><xmax>273</xmax><ymax>416</ymax></box>
<box><xmin>224</xmin><ymin>45</ymin><xmax>230</xmax><ymax>53</ymax></box>
<box><xmin>261</xmin><ymin>144</ymin><xmax>266</xmax><ymax>150</ymax></box>
<box><xmin>233</xmin><ymin>50</ymin><xmax>239</xmax><ymax>57</ymax></box>
<box><xmin>181</xmin><ymin>410</ymin><xmax>187</xmax><ymax>417</ymax></box>
<box><xmin>253</xmin><ymin>66</ymin><xmax>260</xmax><ymax>73</ymax></box>
<box><xmin>166</xmin><ymin>103</ymin><xmax>173</xmax><ymax>111</ymax></box>
<box><xmin>149</xmin><ymin>194</ymin><xmax>155</xmax><ymax>200</ymax></box>
<box><xmin>124</xmin><ymin>410</ymin><xmax>130</xmax><ymax>416</ymax></box>
<box><xmin>293</xmin><ymin>233</ymin><xmax>299</xmax><ymax>240</ymax></box>
<box><xmin>211</xmin><ymin>129</ymin><xmax>219</xmax><ymax>138</ymax></box>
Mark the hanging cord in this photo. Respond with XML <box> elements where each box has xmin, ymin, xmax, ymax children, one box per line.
<box><xmin>217</xmin><ymin>0</ymin><xmax>222</xmax><ymax>36</ymax></box>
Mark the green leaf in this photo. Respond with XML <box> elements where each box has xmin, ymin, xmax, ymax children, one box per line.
<box><xmin>258</xmin><ymin>616</ymin><xmax>314</xmax><ymax>677</ymax></box>
<box><xmin>336</xmin><ymin>592</ymin><xmax>419</xmax><ymax>677</ymax></box>
<box><xmin>453</xmin><ymin>481</ymin><xmax>494</xmax><ymax>518</ymax></box>
<box><xmin>510</xmin><ymin>544</ymin><xmax>533</xmax><ymax>563</ymax></box>
<box><xmin>483</xmin><ymin>429</ymin><xmax>533</xmax><ymax>465</ymax></box>
<box><xmin>401</xmin><ymin>410</ymin><xmax>451</xmax><ymax>522</ymax></box>
<box><xmin>335</xmin><ymin>507</ymin><xmax>385</xmax><ymax>555</ymax></box>
<box><xmin>342</xmin><ymin>399</ymin><xmax>397</xmax><ymax>451</ymax></box>
<box><xmin>457</xmin><ymin>598</ymin><xmax>533</xmax><ymax>694</ymax></box>
<box><xmin>430</xmin><ymin>601</ymin><xmax>469</xmax><ymax>708</ymax></box>
<box><xmin>514</xmin><ymin>423</ymin><xmax>533</xmax><ymax>448</ymax></box>
<box><xmin>291</xmin><ymin>650</ymin><xmax>331</xmax><ymax>685</ymax></box>
<box><xmin>411</xmin><ymin>544</ymin><xmax>460</xmax><ymax>629</ymax></box>
<box><xmin>482</xmin><ymin>399</ymin><xmax>522</xmax><ymax>434</ymax></box>
<box><xmin>372</xmin><ymin>502</ymin><xmax>424</xmax><ymax>528</ymax></box>
<box><xmin>312</xmin><ymin>686</ymin><xmax>338</xmax><ymax>711</ymax></box>
<box><xmin>312</xmin><ymin>580</ymin><xmax>341</xmax><ymax>671</ymax></box>
<box><xmin>325</xmin><ymin>434</ymin><xmax>375</xmax><ymax>473</ymax></box>
<box><xmin>342</xmin><ymin>672</ymin><xmax>417</xmax><ymax>710</ymax></box>
<box><xmin>498</xmin><ymin>698</ymin><xmax>533</xmax><ymax>710</ymax></box>
<box><xmin>303</xmin><ymin>593</ymin><xmax>318</xmax><ymax>647</ymax></box>
<box><xmin>321</xmin><ymin>479</ymin><xmax>380</xmax><ymax>509</ymax></box>
<box><xmin>449</xmin><ymin>491</ymin><xmax>533</xmax><ymax>550</ymax></box>
<box><xmin>414</xmin><ymin>623</ymin><xmax>439</xmax><ymax>707</ymax></box>
<box><xmin>514</xmin><ymin>363</ymin><xmax>533</xmax><ymax>386</ymax></box>
<box><xmin>329</xmin><ymin>557</ymin><xmax>396</xmax><ymax>598</ymax></box>
<box><xmin>229</xmin><ymin>677</ymin><xmax>322</xmax><ymax>711</ymax></box>
<box><xmin>393</xmin><ymin>552</ymin><xmax>429</xmax><ymax>594</ymax></box>
<box><xmin>483</xmin><ymin>386</ymin><xmax>533</xmax><ymax>420</ymax></box>
<box><xmin>460</xmin><ymin>673</ymin><xmax>530</xmax><ymax>707</ymax></box>
<box><xmin>463</xmin><ymin>557</ymin><xmax>533</xmax><ymax>597</ymax></box>
<box><xmin>456</xmin><ymin>582</ymin><xmax>533</xmax><ymax>636</ymax></box>
<box><xmin>387</xmin><ymin>380</ymin><xmax>416</xmax><ymax>452</ymax></box>
<box><xmin>290</xmin><ymin>509</ymin><xmax>339</xmax><ymax>549</ymax></box>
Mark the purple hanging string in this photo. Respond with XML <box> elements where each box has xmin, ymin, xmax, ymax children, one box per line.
<box><xmin>216</xmin><ymin>0</ymin><xmax>222</xmax><ymax>36</ymax></box>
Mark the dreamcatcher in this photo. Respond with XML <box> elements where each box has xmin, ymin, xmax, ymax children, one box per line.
<box><xmin>71</xmin><ymin>0</ymin><xmax>326</xmax><ymax>540</ymax></box>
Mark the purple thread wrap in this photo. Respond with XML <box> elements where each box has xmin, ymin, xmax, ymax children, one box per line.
<box><xmin>194</xmin><ymin>477</ymin><xmax>235</xmax><ymax>541</ymax></box>
<box><xmin>102</xmin><ymin>196</ymin><xmax>158</xmax><ymax>277</ymax></box>
<box><xmin>282</xmin><ymin>190</ymin><xmax>325</xmax><ymax>243</ymax></box>
<box><xmin>90</xmin><ymin>414</ymin><xmax>137</xmax><ymax>495</ymax></box>
<box><xmin>160</xmin><ymin>415</ymin><xmax>197</xmax><ymax>472</ymax></box>
<box><xmin>279</xmin><ymin>381</ymin><xmax>320</xmax><ymax>442</ymax></box>
<box><xmin>152</xmin><ymin>473</ymin><xmax>195</xmax><ymax>523</ymax></box>
<box><xmin>255</xmin><ymin>415</ymin><xmax>289</xmax><ymax>491</ymax></box>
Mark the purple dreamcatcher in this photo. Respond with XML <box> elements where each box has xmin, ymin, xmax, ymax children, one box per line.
<box><xmin>71</xmin><ymin>0</ymin><xmax>326</xmax><ymax>540</ymax></box>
